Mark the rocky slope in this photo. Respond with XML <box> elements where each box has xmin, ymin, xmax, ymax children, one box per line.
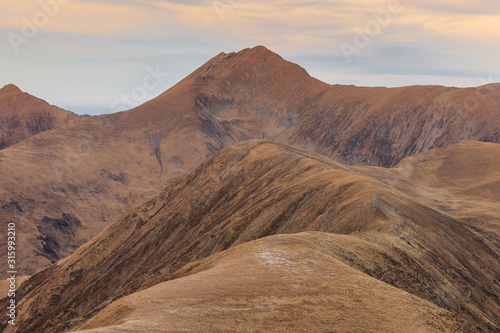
<box><xmin>2</xmin><ymin>46</ymin><xmax>500</xmax><ymax>275</ymax></box>
<box><xmin>3</xmin><ymin>141</ymin><xmax>499</xmax><ymax>332</ymax></box>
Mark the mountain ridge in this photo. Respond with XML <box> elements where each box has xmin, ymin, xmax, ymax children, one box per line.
<box><xmin>73</xmin><ymin>232</ymin><xmax>472</xmax><ymax>333</ymax></box>
<box><xmin>353</xmin><ymin>140</ymin><xmax>500</xmax><ymax>233</ymax></box>
<box><xmin>4</xmin><ymin>140</ymin><xmax>499</xmax><ymax>332</ymax></box>
<box><xmin>1</xmin><ymin>46</ymin><xmax>500</xmax><ymax>275</ymax></box>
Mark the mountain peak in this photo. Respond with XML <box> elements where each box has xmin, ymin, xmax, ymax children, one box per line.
<box><xmin>0</xmin><ymin>84</ymin><xmax>23</xmax><ymax>94</ymax></box>
<box><xmin>0</xmin><ymin>83</ymin><xmax>79</xmax><ymax>151</ymax></box>
<box><xmin>187</xmin><ymin>45</ymin><xmax>313</xmax><ymax>96</ymax></box>
<box><xmin>240</xmin><ymin>45</ymin><xmax>284</xmax><ymax>58</ymax></box>
<box><xmin>193</xmin><ymin>45</ymin><xmax>306</xmax><ymax>78</ymax></box>
<box><xmin>214</xmin><ymin>45</ymin><xmax>283</xmax><ymax>61</ymax></box>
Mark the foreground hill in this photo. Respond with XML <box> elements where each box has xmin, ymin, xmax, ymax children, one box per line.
<box><xmin>73</xmin><ymin>232</ymin><xmax>468</xmax><ymax>333</ymax></box>
<box><xmin>4</xmin><ymin>141</ymin><xmax>499</xmax><ymax>332</ymax></box>
<box><xmin>0</xmin><ymin>84</ymin><xmax>80</xmax><ymax>149</ymax></box>
<box><xmin>2</xmin><ymin>46</ymin><xmax>500</xmax><ymax>275</ymax></box>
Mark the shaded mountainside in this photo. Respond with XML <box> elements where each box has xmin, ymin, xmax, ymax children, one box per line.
<box><xmin>0</xmin><ymin>72</ymin><xmax>229</xmax><ymax>274</ymax></box>
<box><xmin>0</xmin><ymin>84</ymin><xmax>80</xmax><ymax>150</ymax></box>
<box><xmin>4</xmin><ymin>141</ymin><xmax>499</xmax><ymax>332</ymax></box>
<box><xmin>2</xmin><ymin>46</ymin><xmax>500</xmax><ymax>275</ymax></box>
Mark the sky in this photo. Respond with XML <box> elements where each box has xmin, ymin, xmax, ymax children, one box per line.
<box><xmin>1</xmin><ymin>0</ymin><xmax>499</xmax><ymax>115</ymax></box>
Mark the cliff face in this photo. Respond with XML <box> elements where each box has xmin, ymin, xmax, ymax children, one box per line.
<box><xmin>6</xmin><ymin>140</ymin><xmax>499</xmax><ymax>332</ymax></box>
<box><xmin>1</xmin><ymin>46</ymin><xmax>500</xmax><ymax>275</ymax></box>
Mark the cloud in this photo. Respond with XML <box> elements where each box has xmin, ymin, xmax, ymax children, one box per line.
<box><xmin>410</xmin><ymin>0</ymin><xmax>500</xmax><ymax>15</ymax></box>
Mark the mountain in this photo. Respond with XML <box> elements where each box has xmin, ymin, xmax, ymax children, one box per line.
<box><xmin>0</xmin><ymin>84</ymin><xmax>80</xmax><ymax>150</ymax></box>
<box><xmin>73</xmin><ymin>232</ymin><xmax>468</xmax><ymax>333</ymax></box>
<box><xmin>184</xmin><ymin>46</ymin><xmax>500</xmax><ymax>167</ymax></box>
<box><xmin>1</xmin><ymin>46</ymin><xmax>500</xmax><ymax>276</ymax></box>
<box><xmin>4</xmin><ymin>140</ymin><xmax>499</xmax><ymax>332</ymax></box>
<box><xmin>479</xmin><ymin>83</ymin><xmax>500</xmax><ymax>106</ymax></box>
<box><xmin>354</xmin><ymin>140</ymin><xmax>500</xmax><ymax>234</ymax></box>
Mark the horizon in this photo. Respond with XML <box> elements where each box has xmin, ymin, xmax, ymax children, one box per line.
<box><xmin>2</xmin><ymin>1</ymin><xmax>500</xmax><ymax>115</ymax></box>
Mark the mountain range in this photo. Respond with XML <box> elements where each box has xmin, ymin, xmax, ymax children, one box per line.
<box><xmin>0</xmin><ymin>46</ymin><xmax>499</xmax><ymax>332</ymax></box>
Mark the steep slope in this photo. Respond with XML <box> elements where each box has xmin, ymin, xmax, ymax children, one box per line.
<box><xmin>0</xmin><ymin>277</ymin><xmax>29</xmax><ymax>301</ymax></box>
<box><xmin>0</xmin><ymin>84</ymin><xmax>80</xmax><ymax>149</ymax></box>
<box><xmin>2</xmin><ymin>46</ymin><xmax>500</xmax><ymax>275</ymax></box>
<box><xmin>0</xmin><ymin>76</ymin><xmax>215</xmax><ymax>274</ymax></box>
<box><xmin>4</xmin><ymin>141</ymin><xmax>499</xmax><ymax>332</ymax></box>
<box><xmin>187</xmin><ymin>46</ymin><xmax>500</xmax><ymax>166</ymax></box>
<box><xmin>353</xmin><ymin>140</ymin><xmax>500</xmax><ymax>233</ymax></box>
<box><xmin>72</xmin><ymin>232</ymin><xmax>469</xmax><ymax>333</ymax></box>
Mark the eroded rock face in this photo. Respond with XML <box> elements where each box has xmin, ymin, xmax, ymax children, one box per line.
<box><xmin>0</xmin><ymin>200</ymin><xmax>23</xmax><ymax>215</ymax></box>
<box><xmin>36</xmin><ymin>213</ymin><xmax>82</xmax><ymax>263</ymax></box>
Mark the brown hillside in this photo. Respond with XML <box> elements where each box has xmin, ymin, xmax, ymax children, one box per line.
<box><xmin>4</xmin><ymin>141</ymin><xmax>499</xmax><ymax>332</ymax></box>
<box><xmin>186</xmin><ymin>46</ymin><xmax>500</xmax><ymax>166</ymax></box>
<box><xmin>479</xmin><ymin>83</ymin><xmax>500</xmax><ymax>106</ymax></box>
<box><xmin>1</xmin><ymin>46</ymin><xmax>500</xmax><ymax>275</ymax></box>
<box><xmin>73</xmin><ymin>232</ymin><xmax>470</xmax><ymax>333</ymax></box>
<box><xmin>354</xmin><ymin>140</ymin><xmax>500</xmax><ymax>233</ymax></box>
<box><xmin>0</xmin><ymin>84</ymin><xmax>80</xmax><ymax>149</ymax></box>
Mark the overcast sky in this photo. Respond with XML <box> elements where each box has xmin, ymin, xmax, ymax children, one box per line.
<box><xmin>1</xmin><ymin>0</ymin><xmax>499</xmax><ymax>115</ymax></box>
